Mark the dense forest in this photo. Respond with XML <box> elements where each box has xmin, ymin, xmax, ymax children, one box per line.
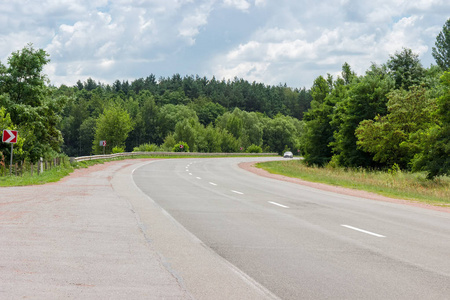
<box><xmin>56</xmin><ymin>74</ymin><xmax>312</xmax><ymax>156</ymax></box>
<box><xmin>1</xmin><ymin>18</ymin><xmax>449</xmax><ymax>179</ymax></box>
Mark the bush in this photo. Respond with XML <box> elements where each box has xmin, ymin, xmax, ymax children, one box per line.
<box><xmin>162</xmin><ymin>134</ymin><xmax>176</xmax><ymax>151</ymax></box>
<box><xmin>246</xmin><ymin>144</ymin><xmax>262</xmax><ymax>153</ymax></box>
<box><xmin>133</xmin><ymin>143</ymin><xmax>160</xmax><ymax>152</ymax></box>
<box><xmin>173</xmin><ymin>142</ymin><xmax>189</xmax><ymax>152</ymax></box>
<box><xmin>112</xmin><ymin>146</ymin><xmax>125</xmax><ymax>153</ymax></box>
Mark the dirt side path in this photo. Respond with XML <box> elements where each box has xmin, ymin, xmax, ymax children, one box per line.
<box><xmin>239</xmin><ymin>162</ymin><xmax>450</xmax><ymax>214</ymax></box>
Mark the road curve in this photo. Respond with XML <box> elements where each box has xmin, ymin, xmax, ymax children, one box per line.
<box><xmin>133</xmin><ymin>157</ymin><xmax>450</xmax><ymax>300</ymax></box>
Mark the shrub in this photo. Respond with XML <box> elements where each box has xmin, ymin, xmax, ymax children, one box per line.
<box><xmin>133</xmin><ymin>143</ymin><xmax>160</xmax><ymax>152</ymax></box>
<box><xmin>112</xmin><ymin>146</ymin><xmax>125</xmax><ymax>154</ymax></box>
<box><xmin>162</xmin><ymin>134</ymin><xmax>176</xmax><ymax>151</ymax></box>
<box><xmin>246</xmin><ymin>144</ymin><xmax>262</xmax><ymax>153</ymax></box>
<box><xmin>173</xmin><ymin>142</ymin><xmax>189</xmax><ymax>152</ymax></box>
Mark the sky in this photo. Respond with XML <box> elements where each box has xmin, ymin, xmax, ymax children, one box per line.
<box><xmin>1</xmin><ymin>0</ymin><xmax>449</xmax><ymax>89</ymax></box>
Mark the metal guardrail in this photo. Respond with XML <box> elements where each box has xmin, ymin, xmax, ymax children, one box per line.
<box><xmin>71</xmin><ymin>152</ymin><xmax>279</xmax><ymax>163</ymax></box>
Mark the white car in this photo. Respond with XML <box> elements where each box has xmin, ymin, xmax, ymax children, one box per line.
<box><xmin>283</xmin><ymin>151</ymin><xmax>293</xmax><ymax>158</ymax></box>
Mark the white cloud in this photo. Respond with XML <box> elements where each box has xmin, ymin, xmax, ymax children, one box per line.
<box><xmin>209</xmin><ymin>0</ymin><xmax>449</xmax><ymax>87</ymax></box>
<box><xmin>254</xmin><ymin>0</ymin><xmax>266</xmax><ymax>7</ymax></box>
<box><xmin>382</xmin><ymin>16</ymin><xmax>429</xmax><ymax>57</ymax></box>
<box><xmin>178</xmin><ymin>2</ymin><xmax>214</xmax><ymax>44</ymax></box>
<box><xmin>216</xmin><ymin>61</ymin><xmax>270</xmax><ymax>82</ymax></box>
<box><xmin>223</xmin><ymin>0</ymin><xmax>251</xmax><ymax>11</ymax></box>
<box><xmin>1</xmin><ymin>0</ymin><xmax>449</xmax><ymax>88</ymax></box>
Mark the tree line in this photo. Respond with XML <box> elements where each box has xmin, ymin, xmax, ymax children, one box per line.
<box><xmin>301</xmin><ymin>47</ymin><xmax>449</xmax><ymax>178</ymax></box>
<box><xmin>1</xmin><ymin>45</ymin><xmax>310</xmax><ymax>162</ymax></box>
<box><xmin>1</xmin><ymin>18</ymin><xmax>449</xmax><ymax>179</ymax></box>
<box><xmin>57</xmin><ymin>73</ymin><xmax>310</xmax><ymax>156</ymax></box>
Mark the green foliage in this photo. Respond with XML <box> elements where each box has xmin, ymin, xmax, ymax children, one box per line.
<box><xmin>173</xmin><ymin>142</ymin><xmax>189</xmax><ymax>152</ymax></box>
<box><xmin>263</xmin><ymin>114</ymin><xmax>300</xmax><ymax>155</ymax></box>
<box><xmin>158</xmin><ymin>104</ymin><xmax>198</xmax><ymax>141</ymax></box>
<box><xmin>0</xmin><ymin>106</ymin><xmax>25</xmax><ymax>162</ymax></box>
<box><xmin>301</xmin><ymin>44</ymin><xmax>447</xmax><ymax>179</ymax></box>
<box><xmin>219</xmin><ymin>129</ymin><xmax>239</xmax><ymax>153</ymax></box>
<box><xmin>310</xmin><ymin>75</ymin><xmax>330</xmax><ymax>104</ymax></box>
<box><xmin>162</xmin><ymin>134</ymin><xmax>176</xmax><ymax>151</ymax></box>
<box><xmin>112</xmin><ymin>146</ymin><xmax>125</xmax><ymax>154</ymax></box>
<box><xmin>133</xmin><ymin>143</ymin><xmax>160</xmax><ymax>152</ymax></box>
<box><xmin>246</xmin><ymin>144</ymin><xmax>262</xmax><ymax>153</ymax></box>
<box><xmin>0</xmin><ymin>44</ymin><xmax>66</xmax><ymax>162</ymax></box>
<box><xmin>55</xmin><ymin>71</ymin><xmax>313</xmax><ymax>156</ymax></box>
<box><xmin>386</xmin><ymin>48</ymin><xmax>425</xmax><ymax>90</ymax></box>
<box><xmin>412</xmin><ymin>72</ymin><xmax>450</xmax><ymax>178</ymax></box>
<box><xmin>301</xmin><ymin>66</ymin><xmax>352</xmax><ymax>166</ymax></box>
<box><xmin>432</xmin><ymin>18</ymin><xmax>450</xmax><ymax>70</ymax></box>
<box><xmin>173</xmin><ymin>118</ymin><xmax>199</xmax><ymax>151</ymax></box>
<box><xmin>196</xmin><ymin>124</ymin><xmax>222</xmax><ymax>153</ymax></box>
<box><xmin>356</xmin><ymin>86</ymin><xmax>436</xmax><ymax>169</ymax></box>
<box><xmin>139</xmin><ymin>91</ymin><xmax>160</xmax><ymax>145</ymax></box>
<box><xmin>92</xmin><ymin>105</ymin><xmax>133</xmax><ymax>154</ymax></box>
<box><xmin>78</xmin><ymin>117</ymin><xmax>96</xmax><ymax>155</ymax></box>
<box><xmin>216</xmin><ymin>108</ymin><xmax>265</xmax><ymax>149</ymax></box>
<box><xmin>189</xmin><ymin>96</ymin><xmax>226</xmax><ymax>125</ymax></box>
<box><xmin>331</xmin><ymin>64</ymin><xmax>395</xmax><ymax>168</ymax></box>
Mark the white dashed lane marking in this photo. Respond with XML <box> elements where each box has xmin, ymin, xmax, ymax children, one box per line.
<box><xmin>268</xmin><ymin>201</ymin><xmax>289</xmax><ymax>208</ymax></box>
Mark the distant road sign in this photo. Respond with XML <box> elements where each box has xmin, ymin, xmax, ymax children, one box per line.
<box><xmin>180</xmin><ymin>144</ymin><xmax>184</xmax><ymax>148</ymax></box>
<box><xmin>100</xmin><ymin>140</ymin><xmax>106</xmax><ymax>146</ymax></box>
<box><xmin>2</xmin><ymin>130</ymin><xmax>18</xmax><ymax>143</ymax></box>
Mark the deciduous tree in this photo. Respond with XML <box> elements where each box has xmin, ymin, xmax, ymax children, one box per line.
<box><xmin>0</xmin><ymin>44</ymin><xmax>66</xmax><ymax>162</ymax></box>
<box><xmin>412</xmin><ymin>72</ymin><xmax>450</xmax><ymax>178</ymax></box>
<box><xmin>92</xmin><ymin>106</ymin><xmax>133</xmax><ymax>154</ymax></box>
<box><xmin>432</xmin><ymin>18</ymin><xmax>450</xmax><ymax>70</ymax></box>
<box><xmin>356</xmin><ymin>86</ymin><xmax>436</xmax><ymax>169</ymax></box>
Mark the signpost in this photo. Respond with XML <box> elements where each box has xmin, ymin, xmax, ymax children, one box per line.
<box><xmin>100</xmin><ymin>140</ymin><xmax>106</xmax><ymax>154</ymax></box>
<box><xmin>2</xmin><ymin>130</ymin><xmax>18</xmax><ymax>175</ymax></box>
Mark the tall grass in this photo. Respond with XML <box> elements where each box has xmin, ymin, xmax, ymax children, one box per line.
<box><xmin>256</xmin><ymin>160</ymin><xmax>450</xmax><ymax>206</ymax></box>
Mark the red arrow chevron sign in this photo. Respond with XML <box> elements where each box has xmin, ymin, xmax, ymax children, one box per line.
<box><xmin>2</xmin><ymin>130</ymin><xmax>18</xmax><ymax>143</ymax></box>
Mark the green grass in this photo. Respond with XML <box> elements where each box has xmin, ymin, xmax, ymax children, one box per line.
<box><xmin>0</xmin><ymin>163</ymin><xmax>75</xmax><ymax>186</ymax></box>
<box><xmin>256</xmin><ymin>160</ymin><xmax>450</xmax><ymax>207</ymax></box>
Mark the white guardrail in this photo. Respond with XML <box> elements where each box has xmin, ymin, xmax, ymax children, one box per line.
<box><xmin>71</xmin><ymin>152</ymin><xmax>279</xmax><ymax>163</ymax></box>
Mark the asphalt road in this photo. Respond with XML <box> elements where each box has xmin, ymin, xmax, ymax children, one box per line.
<box><xmin>133</xmin><ymin>157</ymin><xmax>450</xmax><ymax>300</ymax></box>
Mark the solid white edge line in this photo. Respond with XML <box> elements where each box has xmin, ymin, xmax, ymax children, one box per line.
<box><xmin>268</xmin><ymin>201</ymin><xmax>289</xmax><ymax>208</ymax></box>
<box><xmin>341</xmin><ymin>225</ymin><xmax>386</xmax><ymax>238</ymax></box>
<box><xmin>231</xmin><ymin>190</ymin><xmax>244</xmax><ymax>195</ymax></box>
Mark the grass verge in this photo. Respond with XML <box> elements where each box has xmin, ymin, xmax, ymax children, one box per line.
<box><xmin>256</xmin><ymin>160</ymin><xmax>450</xmax><ymax>207</ymax></box>
<box><xmin>0</xmin><ymin>163</ymin><xmax>75</xmax><ymax>186</ymax></box>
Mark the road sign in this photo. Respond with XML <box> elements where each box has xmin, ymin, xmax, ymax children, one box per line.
<box><xmin>180</xmin><ymin>144</ymin><xmax>184</xmax><ymax>148</ymax></box>
<box><xmin>2</xmin><ymin>130</ymin><xmax>18</xmax><ymax>143</ymax></box>
<box><xmin>2</xmin><ymin>130</ymin><xmax>18</xmax><ymax>175</ymax></box>
<box><xmin>100</xmin><ymin>140</ymin><xmax>106</xmax><ymax>146</ymax></box>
